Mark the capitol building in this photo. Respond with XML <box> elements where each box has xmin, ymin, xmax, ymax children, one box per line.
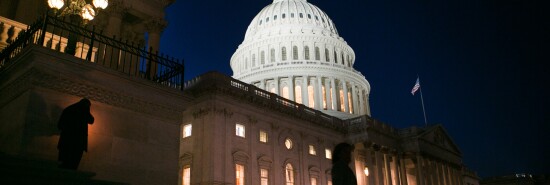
<box><xmin>0</xmin><ymin>0</ymin><xmax>478</xmax><ymax>185</ymax></box>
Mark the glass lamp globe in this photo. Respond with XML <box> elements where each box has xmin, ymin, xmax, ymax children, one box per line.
<box><xmin>93</xmin><ymin>0</ymin><xmax>108</xmax><ymax>9</ymax></box>
<box><xmin>47</xmin><ymin>0</ymin><xmax>65</xmax><ymax>9</ymax></box>
<box><xmin>81</xmin><ymin>4</ymin><xmax>96</xmax><ymax>20</ymax></box>
<box><xmin>364</xmin><ymin>167</ymin><xmax>369</xmax><ymax>176</ymax></box>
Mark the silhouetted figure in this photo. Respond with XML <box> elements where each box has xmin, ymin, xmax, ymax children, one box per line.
<box><xmin>57</xmin><ymin>98</ymin><xmax>94</xmax><ymax>170</ymax></box>
<box><xmin>331</xmin><ymin>142</ymin><xmax>357</xmax><ymax>185</ymax></box>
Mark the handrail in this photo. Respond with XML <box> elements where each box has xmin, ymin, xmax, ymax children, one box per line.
<box><xmin>0</xmin><ymin>15</ymin><xmax>185</xmax><ymax>91</ymax></box>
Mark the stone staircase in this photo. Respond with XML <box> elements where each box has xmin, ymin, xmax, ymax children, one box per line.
<box><xmin>0</xmin><ymin>152</ymin><xmax>127</xmax><ymax>185</ymax></box>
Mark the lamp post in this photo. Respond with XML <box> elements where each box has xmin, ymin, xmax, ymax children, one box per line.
<box><xmin>47</xmin><ymin>0</ymin><xmax>108</xmax><ymax>54</ymax></box>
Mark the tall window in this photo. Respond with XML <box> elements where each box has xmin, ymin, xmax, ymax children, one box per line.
<box><xmin>261</xmin><ymin>168</ymin><xmax>269</xmax><ymax>185</ymax></box>
<box><xmin>339</xmin><ymin>89</ymin><xmax>345</xmax><ymax>111</ymax></box>
<box><xmin>304</xmin><ymin>46</ymin><xmax>310</xmax><ymax>60</ymax></box>
<box><xmin>309</xmin><ymin>145</ymin><xmax>316</xmax><ymax>155</ymax></box>
<box><xmin>293</xmin><ymin>46</ymin><xmax>298</xmax><ymax>60</ymax></box>
<box><xmin>325</xmin><ymin>49</ymin><xmax>330</xmax><ymax>62</ymax></box>
<box><xmin>315</xmin><ymin>47</ymin><xmax>320</xmax><ymax>60</ymax></box>
<box><xmin>261</xmin><ymin>51</ymin><xmax>265</xmax><ymax>64</ymax></box>
<box><xmin>183</xmin><ymin>166</ymin><xmax>191</xmax><ymax>185</ymax></box>
<box><xmin>270</xmin><ymin>48</ymin><xmax>275</xmax><ymax>63</ymax></box>
<box><xmin>183</xmin><ymin>124</ymin><xmax>192</xmax><ymax>138</ymax></box>
<box><xmin>348</xmin><ymin>91</ymin><xmax>353</xmax><ymax>113</ymax></box>
<box><xmin>295</xmin><ymin>86</ymin><xmax>302</xmax><ymax>104</ymax></box>
<box><xmin>282</xmin><ymin>86</ymin><xmax>289</xmax><ymax>99</ymax></box>
<box><xmin>308</xmin><ymin>85</ymin><xmax>315</xmax><ymax>108</ymax></box>
<box><xmin>285</xmin><ymin>164</ymin><xmax>294</xmax><ymax>185</ymax></box>
<box><xmin>236</xmin><ymin>123</ymin><xmax>245</xmax><ymax>138</ymax></box>
<box><xmin>341</xmin><ymin>53</ymin><xmax>345</xmax><ymax>65</ymax></box>
<box><xmin>236</xmin><ymin>164</ymin><xmax>245</xmax><ymax>185</ymax></box>
<box><xmin>334</xmin><ymin>51</ymin><xmax>338</xmax><ymax>63</ymax></box>
<box><xmin>322</xmin><ymin>86</ymin><xmax>327</xmax><ymax>109</ymax></box>
<box><xmin>282</xmin><ymin>47</ymin><xmax>287</xmax><ymax>61</ymax></box>
<box><xmin>325</xmin><ymin>148</ymin><xmax>332</xmax><ymax>159</ymax></box>
<box><xmin>252</xmin><ymin>54</ymin><xmax>256</xmax><ymax>67</ymax></box>
<box><xmin>310</xmin><ymin>177</ymin><xmax>317</xmax><ymax>185</ymax></box>
<box><xmin>259</xmin><ymin>130</ymin><xmax>268</xmax><ymax>143</ymax></box>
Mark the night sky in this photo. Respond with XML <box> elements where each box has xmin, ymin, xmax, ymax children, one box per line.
<box><xmin>159</xmin><ymin>0</ymin><xmax>548</xmax><ymax>178</ymax></box>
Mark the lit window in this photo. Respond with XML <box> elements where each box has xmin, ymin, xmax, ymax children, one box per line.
<box><xmin>282</xmin><ymin>86</ymin><xmax>289</xmax><ymax>99</ymax></box>
<box><xmin>236</xmin><ymin>123</ymin><xmax>245</xmax><ymax>138</ymax></box>
<box><xmin>348</xmin><ymin>91</ymin><xmax>353</xmax><ymax>113</ymax></box>
<box><xmin>295</xmin><ymin>86</ymin><xmax>302</xmax><ymax>104</ymax></box>
<box><xmin>325</xmin><ymin>148</ymin><xmax>332</xmax><ymax>159</ymax></box>
<box><xmin>261</xmin><ymin>168</ymin><xmax>269</xmax><ymax>185</ymax></box>
<box><xmin>236</xmin><ymin>164</ymin><xmax>245</xmax><ymax>185</ymax></box>
<box><xmin>286</xmin><ymin>164</ymin><xmax>294</xmax><ymax>185</ymax></box>
<box><xmin>304</xmin><ymin>46</ymin><xmax>310</xmax><ymax>60</ymax></box>
<box><xmin>183</xmin><ymin>166</ymin><xmax>191</xmax><ymax>185</ymax></box>
<box><xmin>327</xmin><ymin>180</ymin><xmax>332</xmax><ymax>185</ymax></box>
<box><xmin>183</xmin><ymin>124</ymin><xmax>192</xmax><ymax>138</ymax></box>
<box><xmin>309</xmin><ymin>145</ymin><xmax>316</xmax><ymax>155</ymax></box>
<box><xmin>308</xmin><ymin>85</ymin><xmax>315</xmax><ymax>108</ymax></box>
<box><xmin>285</xmin><ymin>138</ymin><xmax>293</xmax><ymax>149</ymax></box>
<box><xmin>259</xmin><ymin>130</ymin><xmax>268</xmax><ymax>143</ymax></box>
<box><xmin>339</xmin><ymin>89</ymin><xmax>345</xmax><ymax>111</ymax></box>
<box><xmin>310</xmin><ymin>177</ymin><xmax>317</xmax><ymax>185</ymax></box>
<box><xmin>322</xmin><ymin>86</ymin><xmax>327</xmax><ymax>109</ymax></box>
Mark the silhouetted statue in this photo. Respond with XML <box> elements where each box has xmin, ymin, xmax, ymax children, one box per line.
<box><xmin>331</xmin><ymin>142</ymin><xmax>357</xmax><ymax>185</ymax></box>
<box><xmin>57</xmin><ymin>98</ymin><xmax>94</xmax><ymax>170</ymax></box>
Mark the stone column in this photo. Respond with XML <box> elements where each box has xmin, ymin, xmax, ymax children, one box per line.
<box><xmin>351</xmin><ymin>82</ymin><xmax>358</xmax><ymax>114</ymax></box>
<box><xmin>416</xmin><ymin>155</ymin><xmax>424</xmax><ymax>185</ymax></box>
<box><xmin>358</xmin><ymin>89</ymin><xmax>364</xmax><ymax>115</ymax></box>
<box><xmin>330</xmin><ymin>78</ymin><xmax>337</xmax><ymax>111</ymax></box>
<box><xmin>398</xmin><ymin>155</ymin><xmax>408</xmax><ymax>185</ymax></box>
<box><xmin>342</xmin><ymin>81</ymin><xmax>349</xmax><ymax>113</ymax></box>
<box><xmin>145</xmin><ymin>18</ymin><xmax>167</xmax><ymax>79</ymax></box>
<box><xmin>384</xmin><ymin>154</ymin><xmax>393</xmax><ymax>185</ymax></box>
<box><xmin>315</xmin><ymin>76</ymin><xmax>322</xmax><ymax>109</ymax></box>
<box><xmin>391</xmin><ymin>155</ymin><xmax>399</xmax><ymax>185</ymax></box>
<box><xmin>260</xmin><ymin>79</ymin><xmax>265</xmax><ymax>91</ymax></box>
<box><xmin>275</xmin><ymin>77</ymin><xmax>280</xmax><ymax>95</ymax></box>
<box><xmin>375</xmin><ymin>151</ymin><xmax>384</xmax><ymax>185</ymax></box>
<box><xmin>324</xmin><ymin>79</ymin><xmax>332</xmax><ymax>110</ymax></box>
<box><xmin>366</xmin><ymin>94</ymin><xmax>371</xmax><ymax>116</ymax></box>
<box><xmin>302</xmin><ymin>76</ymin><xmax>309</xmax><ymax>107</ymax></box>
<box><xmin>289</xmin><ymin>76</ymin><xmax>295</xmax><ymax>101</ymax></box>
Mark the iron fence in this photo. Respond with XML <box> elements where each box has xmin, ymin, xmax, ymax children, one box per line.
<box><xmin>0</xmin><ymin>15</ymin><xmax>184</xmax><ymax>90</ymax></box>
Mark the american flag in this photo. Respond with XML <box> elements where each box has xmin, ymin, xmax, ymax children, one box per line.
<box><xmin>411</xmin><ymin>78</ymin><xmax>420</xmax><ymax>95</ymax></box>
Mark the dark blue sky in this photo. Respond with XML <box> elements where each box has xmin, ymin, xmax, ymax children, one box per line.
<box><xmin>160</xmin><ymin>0</ymin><xmax>548</xmax><ymax>178</ymax></box>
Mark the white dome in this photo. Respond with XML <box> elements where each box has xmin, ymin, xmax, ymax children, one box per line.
<box><xmin>231</xmin><ymin>0</ymin><xmax>372</xmax><ymax>119</ymax></box>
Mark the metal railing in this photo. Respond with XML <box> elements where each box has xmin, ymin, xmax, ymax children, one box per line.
<box><xmin>0</xmin><ymin>15</ymin><xmax>185</xmax><ymax>90</ymax></box>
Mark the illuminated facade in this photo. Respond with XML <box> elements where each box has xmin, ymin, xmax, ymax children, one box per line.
<box><xmin>231</xmin><ymin>0</ymin><xmax>371</xmax><ymax>119</ymax></box>
<box><xmin>0</xmin><ymin>0</ymin><xmax>479</xmax><ymax>185</ymax></box>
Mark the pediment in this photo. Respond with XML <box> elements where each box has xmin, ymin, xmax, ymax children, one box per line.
<box><xmin>419</xmin><ymin>125</ymin><xmax>462</xmax><ymax>155</ymax></box>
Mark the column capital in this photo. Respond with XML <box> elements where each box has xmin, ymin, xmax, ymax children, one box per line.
<box><xmin>145</xmin><ymin>18</ymin><xmax>168</xmax><ymax>33</ymax></box>
<box><xmin>105</xmin><ymin>0</ymin><xmax>127</xmax><ymax>18</ymax></box>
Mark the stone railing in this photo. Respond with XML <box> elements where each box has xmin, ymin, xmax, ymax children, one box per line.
<box><xmin>184</xmin><ymin>72</ymin><xmax>349</xmax><ymax>133</ymax></box>
<box><xmin>0</xmin><ymin>16</ymin><xmax>27</xmax><ymax>50</ymax></box>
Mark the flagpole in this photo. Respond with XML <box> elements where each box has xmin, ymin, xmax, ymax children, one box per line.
<box><xmin>418</xmin><ymin>78</ymin><xmax>428</xmax><ymax>126</ymax></box>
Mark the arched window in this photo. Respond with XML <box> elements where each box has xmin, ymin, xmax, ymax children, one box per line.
<box><xmin>341</xmin><ymin>53</ymin><xmax>345</xmax><ymax>65</ymax></box>
<box><xmin>282</xmin><ymin>86</ymin><xmax>289</xmax><ymax>99</ymax></box>
<box><xmin>295</xmin><ymin>85</ymin><xmax>302</xmax><ymax>104</ymax></box>
<box><xmin>325</xmin><ymin>49</ymin><xmax>330</xmax><ymax>62</ymax></box>
<box><xmin>304</xmin><ymin>46</ymin><xmax>310</xmax><ymax>60</ymax></box>
<box><xmin>252</xmin><ymin>54</ymin><xmax>256</xmax><ymax>67</ymax></box>
<box><xmin>270</xmin><ymin>48</ymin><xmax>276</xmax><ymax>63</ymax></box>
<box><xmin>315</xmin><ymin>47</ymin><xmax>320</xmax><ymax>60</ymax></box>
<box><xmin>182</xmin><ymin>165</ymin><xmax>191</xmax><ymax>185</ymax></box>
<box><xmin>261</xmin><ymin>51</ymin><xmax>265</xmax><ymax>65</ymax></box>
<box><xmin>282</xmin><ymin>47</ymin><xmax>287</xmax><ymax>61</ymax></box>
<box><xmin>286</xmin><ymin>164</ymin><xmax>294</xmax><ymax>185</ymax></box>
<box><xmin>299</xmin><ymin>13</ymin><xmax>304</xmax><ymax>18</ymax></box>
<box><xmin>274</xmin><ymin>15</ymin><xmax>278</xmax><ymax>20</ymax></box>
<box><xmin>293</xmin><ymin>46</ymin><xmax>298</xmax><ymax>60</ymax></box>
<box><xmin>348</xmin><ymin>56</ymin><xmax>352</xmax><ymax>67</ymax></box>
<box><xmin>334</xmin><ymin>51</ymin><xmax>338</xmax><ymax>63</ymax></box>
<box><xmin>308</xmin><ymin>85</ymin><xmax>315</xmax><ymax>108</ymax></box>
<box><xmin>282</xmin><ymin>13</ymin><xmax>286</xmax><ymax>19</ymax></box>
